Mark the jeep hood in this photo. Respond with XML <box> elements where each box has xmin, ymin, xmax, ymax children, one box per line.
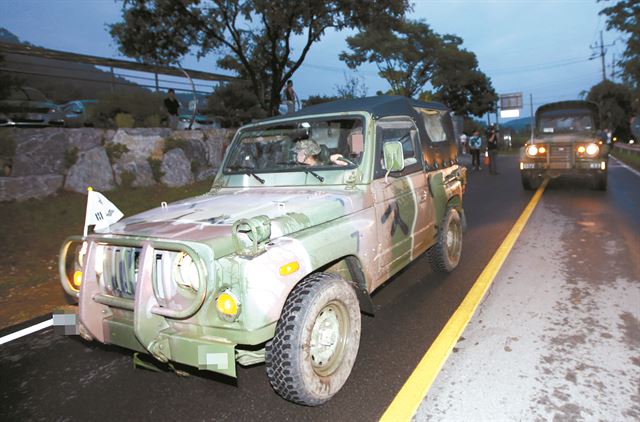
<box><xmin>106</xmin><ymin>188</ymin><xmax>366</xmax><ymax>254</ymax></box>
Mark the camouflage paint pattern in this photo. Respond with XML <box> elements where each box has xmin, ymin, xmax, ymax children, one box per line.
<box><xmin>58</xmin><ymin>108</ymin><xmax>465</xmax><ymax>378</ymax></box>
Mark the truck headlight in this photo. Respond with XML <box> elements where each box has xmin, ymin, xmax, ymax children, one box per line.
<box><xmin>526</xmin><ymin>145</ymin><xmax>545</xmax><ymax>157</ymax></box>
<box><xmin>173</xmin><ymin>252</ymin><xmax>200</xmax><ymax>291</ymax></box>
<box><xmin>216</xmin><ymin>290</ymin><xmax>240</xmax><ymax>322</ymax></box>
<box><xmin>585</xmin><ymin>143</ymin><xmax>599</xmax><ymax>157</ymax></box>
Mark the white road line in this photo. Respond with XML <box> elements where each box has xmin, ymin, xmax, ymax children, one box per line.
<box><xmin>611</xmin><ymin>156</ymin><xmax>640</xmax><ymax>177</ymax></box>
<box><xmin>0</xmin><ymin>318</ymin><xmax>53</xmax><ymax>346</ymax></box>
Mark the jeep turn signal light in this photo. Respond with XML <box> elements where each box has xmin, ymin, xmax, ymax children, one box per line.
<box><xmin>72</xmin><ymin>270</ymin><xmax>83</xmax><ymax>290</ymax></box>
<box><xmin>279</xmin><ymin>261</ymin><xmax>300</xmax><ymax>276</ymax></box>
<box><xmin>216</xmin><ymin>291</ymin><xmax>240</xmax><ymax>321</ymax></box>
<box><xmin>577</xmin><ymin>146</ymin><xmax>586</xmax><ymax>153</ymax></box>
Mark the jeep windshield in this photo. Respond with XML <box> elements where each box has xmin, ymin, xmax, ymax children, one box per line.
<box><xmin>537</xmin><ymin>108</ymin><xmax>595</xmax><ymax>135</ymax></box>
<box><xmin>223</xmin><ymin>117</ymin><xmax>364</xmax><ymax>174</ymax></box>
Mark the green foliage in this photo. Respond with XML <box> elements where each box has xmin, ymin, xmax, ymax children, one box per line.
<box><xmin>115</xmin><ymin>113</ymin><xmax>135</xmax><ymax>128</ymax></box>
<box><xmin>587</xmin><ymin>80</ymin><xmax>634</xmax><ymax>138</ymax></box>
<box><xmin>599</xmin><ymin>0</ymin><xmax>639</xmax><ymax>101</ymax></box>
<box><xmin>163</xmin><ymin>137</ymin><xmax>188</xmax><ymax>153</ymax></box>
<box><xmin>64</xmin><ymin>147</ymin><xmax>79</xmax><ymax>169</ymax></box>
<box><xmin>110</xmin><ymin>0</ymin><xmax>410</xmax><ymax>116</ymax></box>
<box><xmin>104</xmin><ymin>143</ymin><xmax>130</xmax><ymax>163</ymax></box>
<box><xmin>340</xmin><ymin>19</ymin><xmax>497</xmax><ymax>117</ymax></box>
<box><xmin>119</xmin><ymin>170</ymin><xmax>136</xmax><ymax>189</ymax></box>
<box><xmin>303</xmin><ymin>95</ymin><xmax>341</xmax><ymax>107</ymax></box>
<box><xmin>143</xmin><ymin>114</ymin><xmax>162</xmax><ymax>128</ymax></box>
<box><xmin>148</xmin><ymin>158</ymin><xmax>164</xmax><ymax>183</ymax></box>
<box><xmin>190</xmin><ymin>160</ymin><xmax>201</xmax><ymax>175</ymax></box>
<box><xmin>206</xmin><ymin>80</ymin><xmax>267</xmax><ymax>128</ymax></box>
<box><xmin>0</xmin><ymin>55</ymin><xmax>23</xmax><ymax>100</ymax></box>
<box><xmin>88</xmin><ymin>90</ymin><xmax>167</xmax><ymax>128</ymax></box>
<box><xmin>334</xmin><ymin>72</ymin><xmax>368</xmax><ymax>99</ymax></box>
<box><xmin>0</xmin><ymin>130</ymin><xmax>16</xmax><ymax>158</ymax></box>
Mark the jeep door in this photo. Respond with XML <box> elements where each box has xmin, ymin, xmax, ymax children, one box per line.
<box><xmin>371</xmin><ymin>117</ymin><xmax>431</xmax><ymax>287</ymax></box>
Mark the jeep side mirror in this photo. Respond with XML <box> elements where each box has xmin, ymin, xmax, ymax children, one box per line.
<box><xmin>383</xmin><ymin>141</ymin><xmax>405</xmax><ymax>172</ymax></box>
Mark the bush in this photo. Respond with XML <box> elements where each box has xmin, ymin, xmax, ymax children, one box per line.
<box><xmin>64</xmin><ymin>146</ymin><xmax>79</xmax><ymax>169</ymax></box>
<box><xmin>119</xmin><ymin>170</ymin><xmax>136</xmax><ymax>189</ymax></box>
<box><xmin>0</xmin><ymin>130</ymin><xmax>16</xmax><ymax>158</ymax></box>
<box><xmin>87</xmin><ymin>90</ymin><xmax>167</xmax><ymax>128</ymax></box>
<box><xmin>115</xmin><ymin>113</ymin><xmax>135</xmax><ymax>128</ymax></box>
<box><xmin>148</xmin><ymin>158</ymin><xmax>164</xmax><ymax>182</ymax></box>
<box><xmin>105</xmin><ymin>143</ymin><xmax>130</xmax><ymax>164</ymax></box>
<box><xmin>163</xmin><ymin>136</ymin><xmax>188</xmax><ymax>153</ymax></box>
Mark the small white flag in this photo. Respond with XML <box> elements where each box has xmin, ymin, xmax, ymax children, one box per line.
<box><xmin>83</xmin><ymin>187</ymin><xmax>124</xmax><ymax>236</ymax></box>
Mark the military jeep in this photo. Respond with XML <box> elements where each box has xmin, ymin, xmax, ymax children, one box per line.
<box><xmin>520</xmin><ymin>100</ymin><xmax>609</xmax><ymax>190</ymax></box>
<box><xmin>58</xmin><ymin>96</ymin><xmax>466</xmax><ymax>406</ymax></box>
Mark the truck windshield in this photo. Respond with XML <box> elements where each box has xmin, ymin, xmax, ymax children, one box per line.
<box><xmin>538</xmin><ymin>109</ymin><xmax>595</xmax><ymax>134</ymax></box>
<box><xmin>223</xmin><ymin>117</ymin><xmax>364</xmax><ymax>174</ymax></box>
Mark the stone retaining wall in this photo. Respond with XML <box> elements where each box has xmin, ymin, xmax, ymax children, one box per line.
<box><xmin>0</xmin><ymin>127</ymin><xmax>235</xmax><ymax>202</ymax></box>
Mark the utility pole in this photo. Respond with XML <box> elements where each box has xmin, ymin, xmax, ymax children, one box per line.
<box><xmin>530</xmin><ymin>94</ymin><xmax>534</xmax><ymax>142</ymax></box>
<box><xmin>590</xmin><ymin>31</ymin><xmax>615</xmax><ymax>82</ymax></box>
<box><xmin>611</xmin><ymin>53</ymin><xmax>616</xmax><ymax>81</ymax></box>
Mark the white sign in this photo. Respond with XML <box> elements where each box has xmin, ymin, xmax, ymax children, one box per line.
<box><xmin>500</xmin><ymin>109</ymin><xmax>520</xmax><ymax>118</ymax></box>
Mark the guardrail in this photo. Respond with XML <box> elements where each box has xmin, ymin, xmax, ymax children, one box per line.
<box><xmin>614</xmin><ymin>143</ymin><xmax>640</xmax><ymax>156</ymax></box>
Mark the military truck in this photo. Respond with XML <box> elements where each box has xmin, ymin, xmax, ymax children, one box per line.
<box><xmin>58</xmin><ymin>96</ymin><xmax>466</xmax><ymax>405</ymax></box>
<box><xmin>520</xmin><ymin>100</ymin><xmax>609</xmax><ymax>190</ymax></box>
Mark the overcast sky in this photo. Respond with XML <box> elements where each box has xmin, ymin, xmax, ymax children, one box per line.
<box><xmin>0</xmin><ymin>0</ymin><xmax>628</xmax><ymax>118</ymax></box>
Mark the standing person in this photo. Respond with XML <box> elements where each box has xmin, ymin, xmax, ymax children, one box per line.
<box><xmin>164</xmin><ymin>89</ymin><xmax>181</xmax><ymax>129</ymax></box>
<box><xmin>282</xmin><ymin>80</ymin><xmax>300</xmax><ymax>114</ymax></box>
<box><xmin>459</xmin><ymin>132</ymin><xmax>468</xmax><ymax>155</ymax></box>
<box><xmin>468</xmin><ymin>130</ymin><xmax>482</xmax><ymax>171</ymax></box>
<box><xmin>487</xmin><ymin>126</ymin><xmax>499</xmax><ymax>175</ymax></box>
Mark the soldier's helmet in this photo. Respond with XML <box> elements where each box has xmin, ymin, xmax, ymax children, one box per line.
<box><xmin>294</xmin><ymin>139</ymin><xmax>321</xmax><ymax>157</ymax></box>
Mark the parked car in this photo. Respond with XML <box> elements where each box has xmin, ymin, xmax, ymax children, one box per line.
<box><xmin>520</xmin><ymin>100</ymin><xmax>609</xmax><ymax>190</ymax></box>
<box><xmin>57</xmin><ymin>96</ymin><xmax>467</xmax><ymax>405</ymax></box>
<box><xmin>176</xmin><ymin>113</ymin><xmax>221</xmax><ymax>130</ymax></box>
<box><xmin>61</xmin><ymin>100</ymin><xmax>98</xmax><ymax>127</ymax></box>
<box><xmin>0</xmin><ymin>87</ymin><xmax>64</xmax><ymax>127</ymax></box>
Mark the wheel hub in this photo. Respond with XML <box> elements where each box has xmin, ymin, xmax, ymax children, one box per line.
<box><xmin>310</xmin><ymin>303</ymin><xmax>347</xmax><ymax>375</ymax></box>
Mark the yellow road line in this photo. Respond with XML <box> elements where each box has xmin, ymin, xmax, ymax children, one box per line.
<box><xmin>380</xmin><ymin>179</ymin><xmax>549</xmax><ymax>422</ymax></box>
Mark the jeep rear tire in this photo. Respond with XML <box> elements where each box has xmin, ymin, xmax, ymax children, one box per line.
<box><xmin>428</xmin><ymin>207</ymin><xmax>463</xmax><ymax>273</ymax></box>
<box><xmin>265</xmin><ymin>273</ymin><xmax>361</xmax><ymax>406</ymax></box>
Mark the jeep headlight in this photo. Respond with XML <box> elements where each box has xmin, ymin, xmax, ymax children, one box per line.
<box><xmin>526</xmin><ymin>145</ymin><xmax>538</xmax><ymax>157</ymax></box>
<box><xmin>173</xmin><ymin>252</ymin><xmax>200</xmax><ymax>291</ymax></box>
<box><xmin>585</xmin><ymin>143</ymin><xmax>599</xmax><ymax>157</ymax></box>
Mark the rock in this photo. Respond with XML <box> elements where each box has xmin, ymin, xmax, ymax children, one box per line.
<box><xmin>160</xmin><ymin>148</ymin><xmax>193</xmax><ymax>187</ymax></box>
<box><xmin>112</xmin><ymin>157</ymin><xmax>155</xmax><ymax>188</ymax></box>
<box><xmin>110</xmin><ymin>128</ymin><xmax>169</xmax><ymax>161</ymax></box>
<box><xmin>12</xmin><ymin>128</ymin><xmax>68</xmax><ymax>176</ymax></box>
<box><xmin>0</xmin><ymin>175</ymin><xmax>64</xmax><ymax>202</ymax></box>
<box><xmin>65</xmin><ymin>128</ymin><xmax>106</xmax><ymax>152</ymax></box>
<box><xmin>64</xmin><ymin>147</ymin><xmax>115</xmax><ymax>193</ymax></box>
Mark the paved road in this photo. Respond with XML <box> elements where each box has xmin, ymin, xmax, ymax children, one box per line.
<box><xmin>417</xmin><ymin>157</ymin><xmax>640</xmax><ymax>420</ymax></box>
<box><xmin>1</xmin><ymin>154</ymin><xmax>635</xmax><ymax>421</ymax></box>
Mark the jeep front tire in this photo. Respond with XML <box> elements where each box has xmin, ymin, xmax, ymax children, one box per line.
<box><xmin>265</xmin><ymin>273</ymin><xmax>361</xmax><ymax>406</ymax></box>
<box><xmin>428</xmin><ymin>207</ymin><xmax>463</xmax><ymax>273</ymax></box>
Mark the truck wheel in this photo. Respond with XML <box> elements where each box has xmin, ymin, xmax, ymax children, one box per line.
<box><xmin>592</xmin><ymin>172</ymin><xmax>607</xmax><ymax>191</ymax></box>
<box><xmin>265</xmin><ymin>273</ymin><xmax>361</xmax><ymax>406</ymax></box>
<box><xmin>428</xmin><ymin>207</ymin><xmax>463</xmax><ymax>273</ymax></box>
<box><xmin>521</xmin><ymin>172</ymin><xmax>534</xmax><ymax>190</ymax></box>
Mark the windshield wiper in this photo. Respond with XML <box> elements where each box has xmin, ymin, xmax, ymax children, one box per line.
<box><xmin>245</xmin><ymin>171</ymin><xmax>265</xmax><ymax>184</ymax></box>
<box><xmin>304</xmin><ymin>168</ymin><xmax>325</xmax><ymax>182</ymax></box>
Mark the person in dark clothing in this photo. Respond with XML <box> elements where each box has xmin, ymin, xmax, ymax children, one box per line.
<box><xmin>487</xmin><ymin>127</ymin><xmax>499</xmax><ymax>174</ymax></box>
<box><xmin>468</xmin><ymin>130</ymin><xmax>483</xmax><ymax>171</ymax></box>
<box><xmin>164</xmin><ymin>89</ymin><xmax>181</xmax><ymax>129</ymax></box>
<box><xmin>282</xmin><ymin>80</ymin><xmax>300</xmax><ymax>114</ymax></box>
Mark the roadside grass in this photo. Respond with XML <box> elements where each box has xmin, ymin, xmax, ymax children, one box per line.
<box><xmin>611</xmin><ymin>148</ymin><xmax>640</xmax><ymax>171</ymax></box>
<box><xmin>0</xmin><ymin>179</ymin><xmax>214</xmax><ymax>330</ymax></box>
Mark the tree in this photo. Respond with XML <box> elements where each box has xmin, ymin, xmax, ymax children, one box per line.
<box><xmin>599</xmin><ymin>1</ymin><xmax>639</xmax><ymax>113</ymax></box>
<box><xmin>206</xmin><ymin>80</ymin><xmax>267</xmax><ymax>128</ymax></box>
<box><xmin>587</xmin><ymin>80</ymin><xmax>634</xmax><ymax>138</ymax></box>
<box><xmin>110</xmin><ymin>0</ymin><xmax>409</xmax><ymax>116</ymax></box>
<box><xmin>340</xmin><ymin>20</ymin><xmax>440</xmax><ymax>98</ymax></box>
<box><xmin>339</xmin><ymin>19</ymin><xmax>497</xmax><ymax>117</ymax></box>
<box><xmin>334</xmin><ymin>72</ymin><xmax>368</xmax><ymax>99</ymax></box>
